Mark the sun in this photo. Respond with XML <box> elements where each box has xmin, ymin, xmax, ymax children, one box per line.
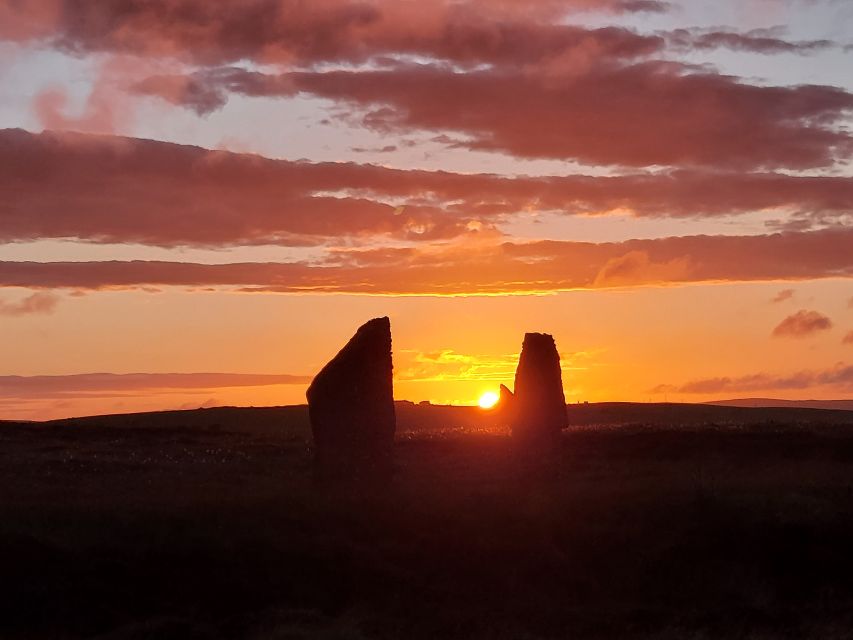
<box><xmin>478</xmin><ymin>391</ymin><xmax>500</xmax><ymax>410</ymax></box>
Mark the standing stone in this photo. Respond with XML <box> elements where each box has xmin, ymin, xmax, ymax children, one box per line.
<box><xmin>497</xmin><ymin>383</ymin><xmax>516</xmax><ymax>424</ymax></box>
<box><xmin>510</xmin><ymin>333</ymin><xmax>567</xmax><ymax>445</ymax></box>
<box><xmin>499</xmin><ymin>384</ymin><xmax>515</xmax><ymax>409</ymax></box>
<box><xmin>306</xmin><ymin>317</ymin><xmax>396</xmax><ymax>482</ymax></box>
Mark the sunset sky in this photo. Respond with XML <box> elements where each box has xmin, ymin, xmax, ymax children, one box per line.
<box><xmin>1</xmin><ymin>0</ymin><xmax>852</xmax><ymax>420</ymax></box>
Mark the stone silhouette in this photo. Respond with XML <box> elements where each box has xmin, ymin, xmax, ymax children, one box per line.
<box><xmin>510</xmin><ymin>333</ymin><xmax>567</xmax><ymax>445</ymax></box>
<box><xmin>498</xmin><ymin>383</ymin><xmax>515</xmax><ymax>416</ymax></box>
<box><xmin>306</xmin><ymin>317</ymin><xmax>396</xmax><ymax>482</ymax></box>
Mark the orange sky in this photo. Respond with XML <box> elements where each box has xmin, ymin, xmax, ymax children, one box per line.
<box><xmin>1</xmin><ymin>0</ymin><xmax>852</xmax><ymax>420</ymax></box>
<box><xmin>1</xmin><ymin>279</ymin><xmax>851</xmax><ymax>420</ymax></box>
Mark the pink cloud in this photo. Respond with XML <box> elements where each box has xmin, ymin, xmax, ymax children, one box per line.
<box><xmin>7</xmin><ymin>1</ymin><xmax>847</xmax><ymax>172</ymax></box>
<box><xmin>0</xmin><ymin>0</ymin><xmax>667</xmax><ymax>65</ymax></box>
<box><xmin>32</xmin><ymin>86</ymin><xmax>124</xmax><ymax>135</ymax></box>
<box><xmin>6</xmin><ymin>1</ymin><xmax>849</xmax><ymax>174</ymax></box>
<box><xmin>771</xmin><ymin>309</ymin><xmax>834</xmax><ymax>338</ymax></box>
<box><xmin>152</xmin><ymin>63</ymin><xmax>853</xmax><ymax>170</ymax></box>
<box><xmin>132</xmin><ymin>74</ymin><xmax>231</xmax><ymax>116</ymax></box>
<box><xmin>0</xmin><ymin>0</ymin><xmax>60</xmax><ymax>41</ymax></box>
<box><xmin>770</xmin><ymin>289</ymin><xmax>795</xmax><ymax>303</ymax></box>
<box><xmin>0</xmin><ymin>291</ymin><xmax>60</xmax><ymax>316</ymax></box>
<box><xmin>6</xmin><ymin>0</ymin><xmax>827</xmax><ymax>75</ymax></box>
<box><xmin>31</xmin><ymin>57</ymin><xmax>144</xmax><ymax>135</ymax></box>
<box><xmin>591</xmin><ymin>251</ymin><xmax>691</xmax><ymax>287</ymax></box>
<box><xmin>1</xmin><ymin>129</ymin><xmax>478</xmax><ymax>246</ymax></box>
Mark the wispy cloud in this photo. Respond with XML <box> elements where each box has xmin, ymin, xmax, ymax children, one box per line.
<box><xmin>666</xmin><ymin>27</ymin><xmax>835</xmax><ymax>55</ymax></box>
<box><xmin>770</xmin><ymin>289</ymin><xmax>795</xmax><ymax>303</ymax></box>
<box><xmin>396</xmin><ymin>350</ymin><xmax>520</xmax><ymax>382</ymax></box>
<box><xmin>0</xmin><ymin>372</ymin><xmax>311</xmax><ymax>399</ymax></box>
<box><xmin>0</xmin><ymin>292</ymin><xmax>59</xmax><ymax>317</ymax></box>
<box><xmin>771</xmin><ymin>310</ymin><xmax>833</xmax><ymax>338</ymax></box>
<box><xmin>653</xmin><ymin>363</ymin><xmax>853</xmax><ymax>395</ymax></box>
<box><xmin>395</xmin><ymin>348</ymin><xmax>595</xmax><ymax>383</ymax></box>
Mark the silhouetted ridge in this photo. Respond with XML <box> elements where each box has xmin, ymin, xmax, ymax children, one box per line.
<box><xmin>306</xmin><ymin>317</ymin><xmax>395</xmax><ymax>482</ymax></box>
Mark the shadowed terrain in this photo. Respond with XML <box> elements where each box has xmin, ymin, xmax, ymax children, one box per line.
<box><xmin>3</xmin><ymin>403</ymin><xmax>853</xmax><ymax>638</ymax></box>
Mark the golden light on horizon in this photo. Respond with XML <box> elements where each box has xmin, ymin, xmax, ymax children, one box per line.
<box><xmin>478</xmin><ymin>391</ymin><xmax>499</xmax><ymax>409</ymax></box>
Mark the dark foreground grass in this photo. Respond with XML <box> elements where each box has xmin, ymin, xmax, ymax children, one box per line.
<box><xmin>4</xmin><ymin>422</ymin><xmax>853</xmax><ymax>638</ymax></box>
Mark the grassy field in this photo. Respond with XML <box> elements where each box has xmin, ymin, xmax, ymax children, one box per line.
<box><xmin>3</xmin><ymin>405</ymin><xmax>853</xmax><ymax>638</ymax></box>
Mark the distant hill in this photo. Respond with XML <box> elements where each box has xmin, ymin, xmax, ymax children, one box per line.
<box><xmin>5</xmin><ymin>400</ymin><xmax>853</xmax><ymax>432</ymax></box>
<box><xmin>707</xmin><ymin>398</ymin><xmax>853</xmax><ymax>411</ymax></box>
<box><xmin>17</xmin><ymin>401</ymin><xmax>499</xmax><ymax>436</ymax></box>
<box><xmin>566</xmin><ymin>402</ymin><xmax>853</xmax><ymax>426</ymax></box>
<box><xmin>40</xmin><ymin>405</ymin><xmax>312</xmax><ymax>437</ymax></box>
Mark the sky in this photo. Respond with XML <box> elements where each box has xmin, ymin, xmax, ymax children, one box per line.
<box><xmin>1</xmin><ymin>0</ymin><xmax>852</xmax><ymax>420</ymax></box>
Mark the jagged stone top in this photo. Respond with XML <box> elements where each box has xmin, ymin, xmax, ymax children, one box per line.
<box><xmin>306</xmin><ymin>316</ymin><xmax>396</xmax><ymax>481</ymax></box>
<box><xmin>512</xmin><ymin>330</ymin><xmax>566</xmax><ymax>437</ymax></box>
<box><xmin>522</xmin><ymin>332</ymin><xmax>557</xmax><ymax>347</ymax></box>
<box><xmin>307</xmin><ymin>316</ymin><xmax>392</xmax><ymax>398</ymax></box>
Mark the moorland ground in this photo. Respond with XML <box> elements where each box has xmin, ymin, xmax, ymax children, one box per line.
<box><xmin>3</xmin><ymin>404</ymin><xmax>853</xmax><ymax>639</ymax></box>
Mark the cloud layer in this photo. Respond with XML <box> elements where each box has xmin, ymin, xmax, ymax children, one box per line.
<box><xmin>4</xmin><ymin>129</ymin><xmax>853</xmax><ymax>249</ymax></box>
<box><xmin>1</xmin><ymin>226</ymin><xmax>851</xmax><ymax>294</ymax></box>
<box><xmin>655</xmin><ymin>364</ymin><xmax>853</xmax><ymax>395</ymax></box>
<box><xmin>0</xmin><ymin>372</ymin><xmax>310</xmax><ymax>399</ymax></box>
<box><xmin>5</xmin><ymin>1</ymin><xmax>851</xmax><ymax>172</ymax></box>
<box><xmin>1</xmin><ymin>0</ymin><xmax>668</xmax><ymax>66</ymax></box>
<box><xmin>137</xmin><ymin>63</ymin><xmax>853</xmax><ymax>170</ymax></box>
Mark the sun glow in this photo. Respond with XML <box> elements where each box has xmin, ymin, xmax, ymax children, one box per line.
<box><xmin>478</xmin><ymin>391</ymin><xmax>499</xmax><ymax>409</ymax></box>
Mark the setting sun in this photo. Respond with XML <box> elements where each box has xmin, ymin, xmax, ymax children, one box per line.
<box><xmin>478</xmin><ymin>391</ymin><xmax>500</xmax><ymax>409</ymax></box>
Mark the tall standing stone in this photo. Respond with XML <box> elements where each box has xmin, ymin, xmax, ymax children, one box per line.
<box><xmin>306</xmin><ymin>317</ymin><xmax>396</xmax><ymax>482</ymax></box>
<box><xmin>510</xmin><ymin>333</ymin><xmax>567</xmax><ymax>445</ymax></box>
